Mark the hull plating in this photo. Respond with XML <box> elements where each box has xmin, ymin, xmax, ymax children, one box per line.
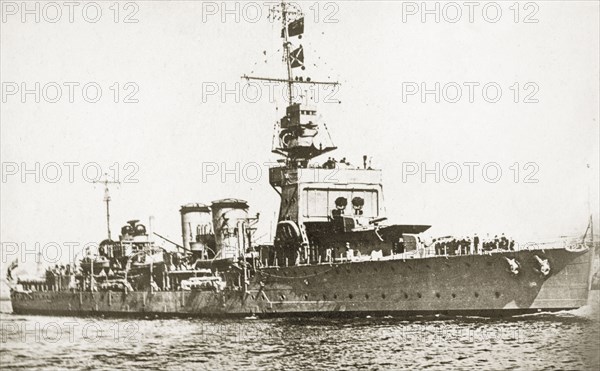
<box><xmin>11</xmin><ymin>248</ymin><xmax>592</xmax><ymax>318</ymax></box>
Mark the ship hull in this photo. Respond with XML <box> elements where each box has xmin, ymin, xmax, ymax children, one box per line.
<box><xmin>11</xmin><ymin>248</ymin><xmax>592</xmax><ymax>318</ymax></box>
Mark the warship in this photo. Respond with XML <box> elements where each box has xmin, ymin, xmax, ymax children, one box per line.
<box><xmin>9</xmin><ymin>2</ymin><xmax>595</xmax><ymax>318</ymax></box>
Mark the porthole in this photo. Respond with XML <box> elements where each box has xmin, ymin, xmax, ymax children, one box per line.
<box><xmin>365</xmin><ymin>294</ymin><xmax>370</xmax><ymax>299</ymax></box>
<box><xmin>323</xmin><ymin>294</ymin><xmax>327</xmax><ymax>300</ymax></box>
<box><xmin>435</xmin><ymin>293</ymin><xmax>441</xmax><ymax>298</ymax></box>
<box><xmin>404</xmin><ymin>293</ymin><xmax>408</xmax><ymax>299</ymax></box>
<box><xmin>349</xmin><ymin>294</ymin><xmax>354</xmax><ymax>299</ymax></box>
<box><xmin>417</xmin><ymin>293</ymin><xmax>422</xmax><ymax>298</ymax></box>
<box><xmin>381</xmin><ymin>293</ymin><xmax>386</xmax><ymax>299</ymax></box>
<box><xmin>474</xmin><ymin>292</ymin><xmax>479</xmax><ymax>298</ymax></box>
<box><xmin>495</xmin><ymin>292</ymin><xmax>501</xmax><ymax>298</ymax></box>
<box><xmin>304</xmin><ymin>294</ymin><xmax>309</xmax><ymax>300</ymax></box>
<box><xmin>333</xmin><ymin>294</ymin><xmax>338</xmax><ymax>299</ymax></box>
<box><xmin>452</xmin><ymin>293</ymin><xmax>456</xmax><ymax>298</ymax></box>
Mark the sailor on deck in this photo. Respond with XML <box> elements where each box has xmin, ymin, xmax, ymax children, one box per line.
<box><xmin>345</xmin><ymin>242</ymin><xmax>354</xmax><ymax>260</ymax></box>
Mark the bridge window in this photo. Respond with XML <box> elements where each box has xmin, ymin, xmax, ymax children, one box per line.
<box><xmin>305</xmin><ymin>189</ymin><xmax>328</xmax><ymax>217</ymax></box>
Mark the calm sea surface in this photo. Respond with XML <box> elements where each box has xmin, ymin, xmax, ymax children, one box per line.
<box><xmin>1</xmin><ymin>294</ymin><xmax>599</xmax><ymax>370</ymax></box>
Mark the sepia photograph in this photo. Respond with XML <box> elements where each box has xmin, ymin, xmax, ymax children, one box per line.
<box><xmin>1</xmin><ymin>1</ymin><xmax>599</xmax><ymax>369</ymax></box>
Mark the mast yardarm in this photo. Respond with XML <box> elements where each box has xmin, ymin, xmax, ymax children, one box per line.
<box><xmin>242</xmin><ymin>1</ymin><xmax>339</xmax><ymax>168</ymax></box>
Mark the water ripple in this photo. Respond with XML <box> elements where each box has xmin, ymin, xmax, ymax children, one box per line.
<box><xmin>1</xmin><ymin>295</ymin><xmax>599</xmax><ymax>370</ymax></box>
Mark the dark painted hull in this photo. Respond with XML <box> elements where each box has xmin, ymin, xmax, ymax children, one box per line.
<box><xmin>11</xmin><ymin>248</ymin><xmax>592</xmax><ymax>318</ymax></box>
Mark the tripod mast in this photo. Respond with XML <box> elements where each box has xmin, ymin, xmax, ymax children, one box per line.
<box><xmin>94</xmin><ymin>173</ymin><xmax>120</xmax><ymax>240</ymax></box>
<box><xmin>241</xmin><ymin>1</ymin><xmax>340</xmax><ymax>167</ymax></box>
<box><xmin>281</xmin><ymin>1</ymin><xmax>293</xmax><ymax>103</ymax></box>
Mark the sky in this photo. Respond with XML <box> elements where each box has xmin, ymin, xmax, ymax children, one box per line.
<box><xmin>1</xmin><ymin>0</ymin><xmax>599</xmax><ymax>285</ymax></box>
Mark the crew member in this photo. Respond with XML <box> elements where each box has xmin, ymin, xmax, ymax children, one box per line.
<box><xmin>500</xmin><ymin>233</ymin><xmax>508</xmax><ymax>250</ymax></box>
